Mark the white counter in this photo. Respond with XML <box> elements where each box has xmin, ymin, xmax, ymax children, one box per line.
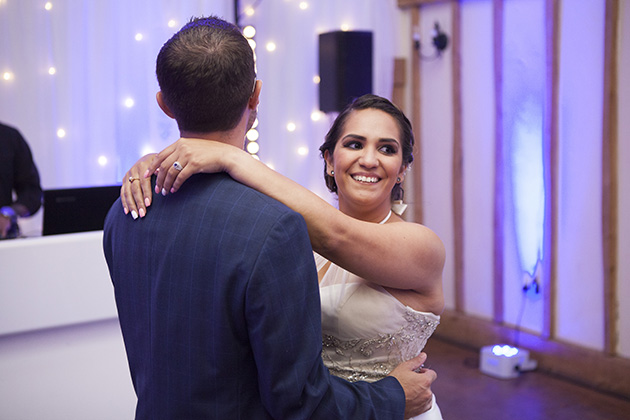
<box><xmin>0</xmin><ymin>231</ymin><xmax>117</xmax><ymax>336</ymax></box>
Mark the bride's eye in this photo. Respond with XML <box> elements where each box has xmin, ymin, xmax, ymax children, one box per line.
<box><xmin>344</xmin><ymin>141</ymin><xmax>363</xmax><ymax>150</ymax></box>
<box><xmin>379</xmin><ymin>145</ymin><xmax>398</xmax><ymax>155</ymax></box>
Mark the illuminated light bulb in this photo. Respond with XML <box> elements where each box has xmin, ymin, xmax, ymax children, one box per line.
<box><xmin>98</xmin><ymin>155</ymin><xmax>108</xmax><ymax>166</ymax></box>
<box><xmin>286</xmin><ymin>122</ymin><xmax>296</xmax><ymax>132</ymax></box>
<box><xmin>124</xmin><ymin>97</ymin><xmax>135</xmax><ymax>108</ymax></box>
<box><xmin>2</xmin><ymin>72</ymin><xmax>13</xmax><ymax>81</ymax></box>
<box><xmin>491</xmin><ymin>345</ymin><xmax>519</xmax><ymax>358</ymax></box>
<box><xmin>246</xmin><ymin>141</ymin><xmax>260</xmax><ymax>154</ymax></box>
<box><xmin>266</xmin><ymin>42</ymin><xmax>277</xmax><ymax>52</ymax></box>
<box><xmin>313</xmin><ymin>75</ymin><xmax>320</xmax><ymax>84</ymax></box>
<box><xmin>243</xmin><ymin>25</ymin><xmax>256</xmax><ymax>39</ymax></box>
<box><xmin>48</xmin><ymin>67</ymin><xmax>56</xmax><ymax>75</ymax></box>
<box><xmin>246</xmin><ymin>128</ymin><xmax>259</xmax><ymax>141</ymax></box>
<box><xmin>299</xmin><ymin>2</ymin><xmax>308</xmax><ymax>9</ymax></box>
<box><xmin>167</xmin><ymin>19</ymin><xmax>177</xmax><ymax>28</ymax></box>
<box><xmin>311</xmin><ymin>111</ymin><xmax>324</xmax><ymax>122</ymax></box>
<box><xmin>57</xmin><ymin>128</ymin><xmax>66</xmax><ymax>138</ymax></box>
<box><xmin>135</xmin><ymin>33</ymin><xmax>143</xmax><ymax>41</ymax></box>
<box><xmin>297</xmin><ymin>146</ymin><xmax>309</xmax><ymax>156</ymax></box>
<box><xmin>44</xmin><ymin>2</ymin><xmax>52</xmax><ymax>11</ymax></box>
<box><xmin>247</xmin><ymin>39</ymin><xmax>257</xmax><ymax>50</ymax></box>
<box><xmin>340</xmin><ymin>24</ymin><xmax>351</xmax><ymax>32</ymax></box>
<box><xmin>244</xmin><ymin>6</ymin><xmax>255</xmax><ymax>16</ymax></box>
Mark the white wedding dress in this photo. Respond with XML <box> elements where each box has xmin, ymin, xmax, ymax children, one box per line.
<box><xmin>316</xmin><ymin>251</ymin><xmax>443</xmax><ymax>420</ymax></box>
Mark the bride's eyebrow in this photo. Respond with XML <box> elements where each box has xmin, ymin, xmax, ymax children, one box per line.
<box><xmin>341</xmin><ymin>134</ymin><xmax>365</xmax><ymax>141</ymax></box>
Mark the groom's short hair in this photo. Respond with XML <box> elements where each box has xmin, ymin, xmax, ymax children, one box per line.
<box><xmin>156</xmin><ymin>16</ymin><xmax>256</xmax><ymax>133</ymax></box>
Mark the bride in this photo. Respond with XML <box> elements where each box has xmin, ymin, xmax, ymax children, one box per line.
<box><xmin>122</xmin><ymin>94</ymin><xmax>445</xmax><ymax>419</ymax></box>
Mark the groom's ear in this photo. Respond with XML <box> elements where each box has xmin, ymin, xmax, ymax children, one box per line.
<box><xmin>156</xmin><ymin>91</ymin><xmax>175</xmax><ymax>119</ymax></box>
<box><xmin>248</xmin><ymin>80</ymin><xmax>262</xmax><ymax>110</ymax></box>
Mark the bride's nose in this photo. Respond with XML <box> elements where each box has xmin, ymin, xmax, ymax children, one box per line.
<box><xmin>358</xmin><ymin>148</ymin><xmax>378</xmax><ymax>168</ymax></box>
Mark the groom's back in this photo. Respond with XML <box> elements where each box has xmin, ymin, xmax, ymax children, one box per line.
<box><xmin>104</xmin><ymin>173</ymin><xmax>317</xmax><ymax>418</ymax></box>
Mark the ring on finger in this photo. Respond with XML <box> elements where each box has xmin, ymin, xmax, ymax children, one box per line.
<box><xmin>173</xmin><ymin>161</ymin><xmax>184</xmax><ymax>171</ymax></box>
<box><xmin>128</xmin><ymin>176</ymin><xmax>140</xmax><ymax>183</ymax></box>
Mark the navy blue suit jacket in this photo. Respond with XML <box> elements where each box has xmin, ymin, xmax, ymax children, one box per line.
<box><xmin>103</xmin><ymin>173</ymin><xmax>405</xmax><ymax>419</ymax></box>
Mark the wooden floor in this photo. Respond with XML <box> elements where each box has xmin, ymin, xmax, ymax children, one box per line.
<box><xmin>424</xmin><ymin>337</ymin><xmax>630</xmax><ymax>419</ymax></box>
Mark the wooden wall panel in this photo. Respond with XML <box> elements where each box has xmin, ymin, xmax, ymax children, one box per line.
<box><xmin>602</xmin><ymin>0</ymin><xmax>620</xmax><ymax>355</ymax></box>
<box><xmin>543</xmin><ymin>0</ymin><xmax>560</xmax><ymax>340</ymax></box>
<box><xmin>451</xmin><ymin>2</ymin><xmax>464</xmax><ymax>311</ymax></box>
<box><xmin>492</xmin><ymin>0</ymin><xmax>505</xmax><ymax>324</ymax></box>
<box><xmin>398</xmin><ymin>0</ymin><xmax>628</xmax><ymax>396</ymax></box>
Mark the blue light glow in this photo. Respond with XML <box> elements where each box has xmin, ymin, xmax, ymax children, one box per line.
<box><xmin>511</xmin><ymin>98</ymin><xmax>545</xmax><ymax>277</ymax></box>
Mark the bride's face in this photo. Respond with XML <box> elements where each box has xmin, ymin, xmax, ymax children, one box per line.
<box><xmin>325</xmin><ymin>109</ymin><xmax>406</xmax><ymax>217</ymax></box>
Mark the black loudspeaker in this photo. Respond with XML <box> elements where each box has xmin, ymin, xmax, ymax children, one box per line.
<box><xmin>319</xmin><ymin>31</ymin><xmax>373</xmax><ymax>113</ymax></box>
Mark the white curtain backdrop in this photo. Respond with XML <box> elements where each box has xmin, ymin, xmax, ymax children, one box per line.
<box><xmin>0</xmin><ymin>0</ymin><xmax>404</xmax><ymax>205</ymax></box>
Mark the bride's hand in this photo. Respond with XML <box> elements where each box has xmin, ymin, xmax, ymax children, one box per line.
<box><xmin>146</xmin><ymin>137</ymin><xmax>237</xmax><ymax>197</ymax></box>
<box><xmin>121</xmin><ymin>153</ymin><xmax>155</xmax><ymax>219</ymax></box>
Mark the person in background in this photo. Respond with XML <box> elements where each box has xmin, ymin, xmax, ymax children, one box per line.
<box><xmin>122</xmin><ymin>94</ymin><xmax>446</xmax><ymax>419</ymax></box>
<box><xmin>0</xmin><ymin>122</ymin><xmax>42</xmax><ymax>239</ymax></box>
<box><xmin>105</xmin><ymin>16</ymin><xmax>436</xmax><ymax>419</ymax></box>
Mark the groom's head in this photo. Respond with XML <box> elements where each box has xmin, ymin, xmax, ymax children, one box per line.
<box><xmin>155</xmin><ymin>16</ymin><xmax>256</xmax><ymax>134</ymax></box>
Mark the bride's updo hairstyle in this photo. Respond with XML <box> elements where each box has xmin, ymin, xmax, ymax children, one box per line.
<box><xmin>319</xmin><ymin>94</ymin><xmax>415</xmax><ymax>202</ymax></box>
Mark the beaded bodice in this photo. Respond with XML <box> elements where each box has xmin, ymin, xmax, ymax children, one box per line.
<box><xmin>315</xmin><ymin>253</ymin><xmax>440</xmax><ymax>383</ymax></box>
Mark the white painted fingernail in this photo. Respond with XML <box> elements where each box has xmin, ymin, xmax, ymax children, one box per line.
<box><xmin>131</xmin><ymin>210</ymin><xmax>138</xmax><ymax>220</ymax></box>
<box><xmin>161</xmin><ymin>188</ymin><xmax>167</xmax><ymax>196</ymax></box>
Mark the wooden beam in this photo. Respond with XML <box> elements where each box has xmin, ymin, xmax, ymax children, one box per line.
<box><xmin>392</xmin><ymin>58</ymin><xmax>407</xmax><ymax>109</ymax></box>
<box><xmin>602</xmin><ymin>0</ymin><xmax>619</xmax><ymax>356</ymax></box>
<box><xmin>410</xmin><ymin>7</ymin><xmax>424</xmax><ymax>224</ymax></box>
<box><xmin>492</xmin><ymin>0</ymin><xmax>505</xmax><ymax>324</ymax></box>
<box><xmin>542</xmin><ymin>0</ymin><xmax>560</xmax><ymax>340</ymax></box>
<box><xmin>451</xmin><ymin>1</ymin><xmax>464</xmax><ymax>312</ymax></box>
<box><xmin>398</xmin><ymin>0</ymin><xmax>449</xmax><ymax>8</ymax></box>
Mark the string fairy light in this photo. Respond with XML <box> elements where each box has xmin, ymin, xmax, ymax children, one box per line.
<box><xmin>310</xmin><ymin>111</ymin><xmax>324</xmax><ymax>122</ymax></box>
<box><xmin>2</xmin><ymin>1</ymin><xmax>358</xmax><ymax>186</ymax></box>
<box><xmin>241</xmin><ymin>18</ymin><xmax>259</xmax><ymax>158</ymax></box>
<box><xmin>246</xmin><ymin>141</ymin><xmax>260</xmax><ymax>155</ymax></box>
<box><xmin>242</xmin><ymin>25</ymin><xmax>256</xmax><ymax>38</ymax></box>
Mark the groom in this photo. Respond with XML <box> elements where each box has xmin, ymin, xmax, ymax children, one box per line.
<box><xmin>103</xmin><ymin>16</ymin><xmax>435</xmax><ymax>419</ymax></box>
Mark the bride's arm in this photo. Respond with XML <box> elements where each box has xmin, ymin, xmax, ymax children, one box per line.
<box><xmin>130</xmin><ymin>138</ymin><xmax>445</xmax><ymax>295</ymax></box>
